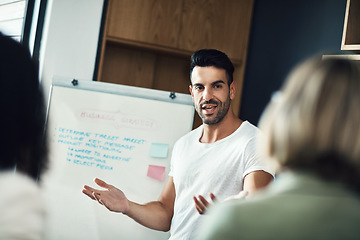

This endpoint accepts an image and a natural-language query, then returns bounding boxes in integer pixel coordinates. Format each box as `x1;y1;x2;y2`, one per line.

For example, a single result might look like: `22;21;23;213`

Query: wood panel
178;0;254;61
232;65;244;117
342;0;360;53
153;55;190;93
100;44;156;88
106;0;183;48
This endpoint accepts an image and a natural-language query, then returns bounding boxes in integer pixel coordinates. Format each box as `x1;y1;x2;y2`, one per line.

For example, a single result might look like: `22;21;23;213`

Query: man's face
189;66;236;125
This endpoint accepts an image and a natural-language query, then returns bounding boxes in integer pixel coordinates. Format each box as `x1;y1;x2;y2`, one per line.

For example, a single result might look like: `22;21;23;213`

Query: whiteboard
41;77;195;240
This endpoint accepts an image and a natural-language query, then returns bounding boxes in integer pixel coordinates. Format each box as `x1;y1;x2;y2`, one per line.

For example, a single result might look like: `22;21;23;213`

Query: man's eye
214;85;222;89
195;86;204;90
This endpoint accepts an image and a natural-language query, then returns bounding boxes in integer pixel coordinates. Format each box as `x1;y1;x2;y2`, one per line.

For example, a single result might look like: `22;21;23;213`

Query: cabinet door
341;0;360;52
106;0;183;48
178;0;253;61
100;44;157;88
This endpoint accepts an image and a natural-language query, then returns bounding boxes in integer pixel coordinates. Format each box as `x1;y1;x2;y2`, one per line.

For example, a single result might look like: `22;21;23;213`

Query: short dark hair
190;49;234;85
0;33;47;180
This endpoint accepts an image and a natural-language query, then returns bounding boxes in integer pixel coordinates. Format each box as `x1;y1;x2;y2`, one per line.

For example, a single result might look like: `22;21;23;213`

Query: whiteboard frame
49;76;194;106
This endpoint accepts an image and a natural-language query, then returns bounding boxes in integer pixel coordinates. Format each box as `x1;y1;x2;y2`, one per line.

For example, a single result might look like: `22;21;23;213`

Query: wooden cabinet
324;1;360;72
342;0;360;52
97;0;254;127
106;0;182;48
178;0;253;61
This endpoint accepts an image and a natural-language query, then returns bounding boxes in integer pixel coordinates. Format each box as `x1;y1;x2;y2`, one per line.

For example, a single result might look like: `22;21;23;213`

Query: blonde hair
259;56;360;190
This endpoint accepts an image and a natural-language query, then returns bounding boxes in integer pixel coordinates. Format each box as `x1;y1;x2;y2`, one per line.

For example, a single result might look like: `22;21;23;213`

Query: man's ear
230;81;237;100
189;84;194;97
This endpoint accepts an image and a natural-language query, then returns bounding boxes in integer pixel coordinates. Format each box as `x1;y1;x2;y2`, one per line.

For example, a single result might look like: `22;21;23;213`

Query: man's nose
203;87;213;101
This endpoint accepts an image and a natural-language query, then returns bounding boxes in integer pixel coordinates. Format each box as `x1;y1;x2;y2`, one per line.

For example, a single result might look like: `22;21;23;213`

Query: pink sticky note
147;165;166;181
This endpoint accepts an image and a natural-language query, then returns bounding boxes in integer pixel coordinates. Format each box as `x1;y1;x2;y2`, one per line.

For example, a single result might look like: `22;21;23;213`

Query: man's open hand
82;178;129;213
193;193;217;215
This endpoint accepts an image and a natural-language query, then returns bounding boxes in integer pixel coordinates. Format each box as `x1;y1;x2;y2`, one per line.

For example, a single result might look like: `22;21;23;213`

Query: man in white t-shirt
82;49;274;239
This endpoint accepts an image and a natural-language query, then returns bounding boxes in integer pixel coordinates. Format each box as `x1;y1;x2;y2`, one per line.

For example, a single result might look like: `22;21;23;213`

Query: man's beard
196;95;231;125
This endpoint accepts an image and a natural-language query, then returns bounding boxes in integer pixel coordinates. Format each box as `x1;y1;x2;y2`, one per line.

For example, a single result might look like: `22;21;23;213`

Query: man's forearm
124;200;173;231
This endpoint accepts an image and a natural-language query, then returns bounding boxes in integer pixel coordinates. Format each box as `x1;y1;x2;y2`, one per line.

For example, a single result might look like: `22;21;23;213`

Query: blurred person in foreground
197;56;360;240
0;33;47;239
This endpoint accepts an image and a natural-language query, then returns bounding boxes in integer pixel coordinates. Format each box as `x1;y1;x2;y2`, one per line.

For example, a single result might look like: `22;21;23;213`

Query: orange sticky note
147;165;166;181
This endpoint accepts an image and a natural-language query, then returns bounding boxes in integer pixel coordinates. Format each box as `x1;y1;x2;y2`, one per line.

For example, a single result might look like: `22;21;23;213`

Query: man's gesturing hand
82;178;130;213
193;193;217;215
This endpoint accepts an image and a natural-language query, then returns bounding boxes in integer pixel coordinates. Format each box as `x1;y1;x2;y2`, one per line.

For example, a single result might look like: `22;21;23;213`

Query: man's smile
201;104;217;115
200;101;218;115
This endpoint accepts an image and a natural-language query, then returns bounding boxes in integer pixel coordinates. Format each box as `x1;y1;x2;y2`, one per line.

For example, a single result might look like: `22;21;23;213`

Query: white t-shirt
168;121;274;240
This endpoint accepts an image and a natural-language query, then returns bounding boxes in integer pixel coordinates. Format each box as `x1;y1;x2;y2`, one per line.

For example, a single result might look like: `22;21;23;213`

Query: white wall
29;0;41;56
39;0;104;104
